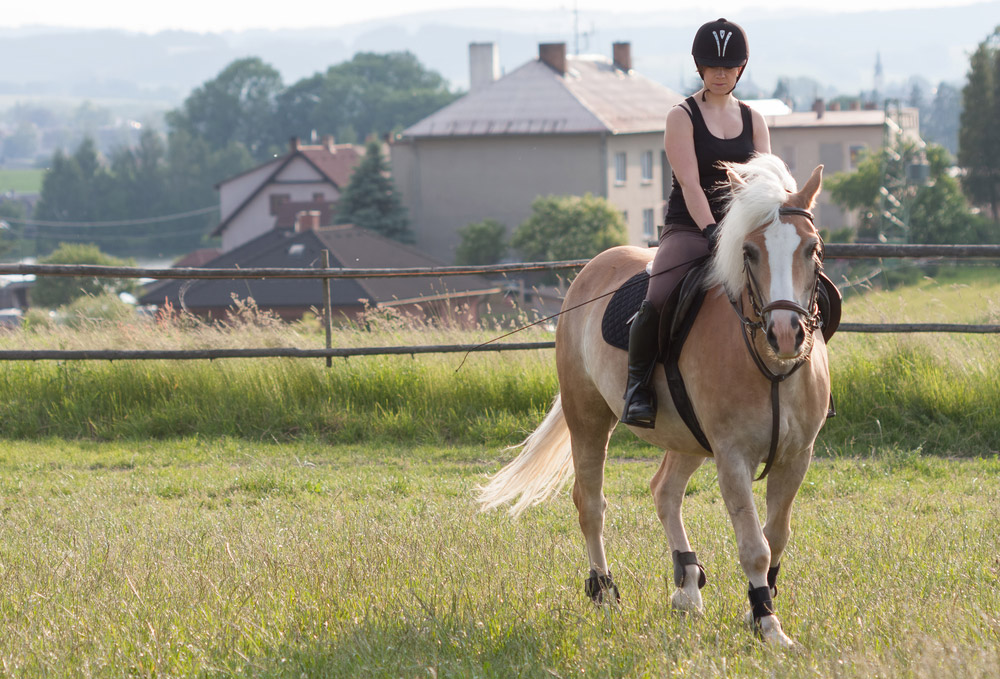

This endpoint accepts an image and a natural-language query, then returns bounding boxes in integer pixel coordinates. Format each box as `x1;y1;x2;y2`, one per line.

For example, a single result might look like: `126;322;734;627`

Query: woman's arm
751;108;771;154
664;105;716;230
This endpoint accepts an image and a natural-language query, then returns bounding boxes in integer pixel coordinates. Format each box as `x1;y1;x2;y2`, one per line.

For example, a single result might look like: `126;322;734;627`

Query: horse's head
708;154;825;361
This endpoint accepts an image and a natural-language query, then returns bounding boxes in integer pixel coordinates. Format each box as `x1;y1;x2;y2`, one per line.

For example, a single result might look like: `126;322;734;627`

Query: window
642;209;655;240
641;150;654;182
269;193;290;215
849;144;867;169
614;152;627;184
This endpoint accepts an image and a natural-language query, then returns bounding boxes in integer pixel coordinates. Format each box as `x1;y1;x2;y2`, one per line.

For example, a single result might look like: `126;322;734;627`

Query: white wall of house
770;123;884;231
392;133;606;262
219;162;279;224
605;132;667;246
218;156;340;253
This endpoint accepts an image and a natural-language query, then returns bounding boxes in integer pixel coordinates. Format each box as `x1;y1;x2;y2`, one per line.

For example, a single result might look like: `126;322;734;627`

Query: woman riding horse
622;17;772;428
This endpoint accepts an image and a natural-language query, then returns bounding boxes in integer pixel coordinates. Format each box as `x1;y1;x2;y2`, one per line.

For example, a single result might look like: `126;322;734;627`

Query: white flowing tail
477;394;574;517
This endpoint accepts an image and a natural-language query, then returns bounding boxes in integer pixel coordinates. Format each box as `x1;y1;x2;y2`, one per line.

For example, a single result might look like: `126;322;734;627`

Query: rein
729;207;823;481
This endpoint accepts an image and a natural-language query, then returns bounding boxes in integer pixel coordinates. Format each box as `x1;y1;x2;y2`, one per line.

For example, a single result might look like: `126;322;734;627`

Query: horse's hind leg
650;450;706;613
563;388;618;603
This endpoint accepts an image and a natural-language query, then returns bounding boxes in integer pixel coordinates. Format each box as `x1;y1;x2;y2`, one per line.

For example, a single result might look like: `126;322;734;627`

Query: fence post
321;250;333;368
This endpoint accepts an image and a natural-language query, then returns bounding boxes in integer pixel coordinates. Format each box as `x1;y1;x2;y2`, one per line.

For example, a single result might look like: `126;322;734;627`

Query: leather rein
728;206;824;481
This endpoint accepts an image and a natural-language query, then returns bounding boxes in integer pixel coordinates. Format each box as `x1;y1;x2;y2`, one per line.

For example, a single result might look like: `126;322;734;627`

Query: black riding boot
620;300;660;428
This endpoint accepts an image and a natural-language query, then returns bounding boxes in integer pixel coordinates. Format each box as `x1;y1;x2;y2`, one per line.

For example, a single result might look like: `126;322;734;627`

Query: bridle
729;206;825;481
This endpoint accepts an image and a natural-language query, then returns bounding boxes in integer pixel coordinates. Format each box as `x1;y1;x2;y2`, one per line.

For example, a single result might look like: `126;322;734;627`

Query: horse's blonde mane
706;153;799;298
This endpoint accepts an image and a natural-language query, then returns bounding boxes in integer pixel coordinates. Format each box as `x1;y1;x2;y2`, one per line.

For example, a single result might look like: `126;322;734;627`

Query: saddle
601;263;841;451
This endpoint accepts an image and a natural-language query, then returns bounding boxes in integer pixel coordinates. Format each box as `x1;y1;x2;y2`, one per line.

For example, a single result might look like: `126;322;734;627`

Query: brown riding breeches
645;223;710;311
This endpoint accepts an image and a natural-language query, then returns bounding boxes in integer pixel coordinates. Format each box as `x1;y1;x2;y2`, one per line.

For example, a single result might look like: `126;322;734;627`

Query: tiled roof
402;55;683;138
140;225;498;312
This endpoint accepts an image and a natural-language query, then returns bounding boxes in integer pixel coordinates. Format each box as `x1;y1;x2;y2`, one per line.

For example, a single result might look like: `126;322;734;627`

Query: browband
778;207;815;222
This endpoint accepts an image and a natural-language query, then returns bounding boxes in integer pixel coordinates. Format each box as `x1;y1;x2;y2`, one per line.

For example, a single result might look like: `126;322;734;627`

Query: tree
958;27;1000;223
455;219;507;265
334;140;412;242
923;81;962;155
827;142;991;244
511;194;627;261
166;57;284;161
275;52;460;144
30;243;137;308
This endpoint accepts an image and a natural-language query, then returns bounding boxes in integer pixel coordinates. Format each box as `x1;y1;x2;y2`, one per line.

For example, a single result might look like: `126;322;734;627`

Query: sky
0;0;988;33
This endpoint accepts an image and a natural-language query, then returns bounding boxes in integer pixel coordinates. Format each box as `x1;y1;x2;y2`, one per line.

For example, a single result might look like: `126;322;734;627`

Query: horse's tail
477;393;574;518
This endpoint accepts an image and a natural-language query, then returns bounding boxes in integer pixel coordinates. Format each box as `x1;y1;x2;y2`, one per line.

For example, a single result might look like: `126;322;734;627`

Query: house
140;216;502;324
212;136;363;253
762;100;922;231
391;42;685;262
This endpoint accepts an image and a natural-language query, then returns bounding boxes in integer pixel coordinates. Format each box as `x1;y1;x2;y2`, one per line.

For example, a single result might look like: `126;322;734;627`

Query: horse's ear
795;164;823;209
727;169;747;191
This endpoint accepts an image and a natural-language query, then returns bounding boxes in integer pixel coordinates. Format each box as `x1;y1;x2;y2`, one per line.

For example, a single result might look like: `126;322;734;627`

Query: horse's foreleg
762;446;813;599
716;456;796;648
650;450;706;613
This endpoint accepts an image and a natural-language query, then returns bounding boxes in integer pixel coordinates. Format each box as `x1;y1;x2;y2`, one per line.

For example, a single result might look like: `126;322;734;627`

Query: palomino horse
479;154;830;647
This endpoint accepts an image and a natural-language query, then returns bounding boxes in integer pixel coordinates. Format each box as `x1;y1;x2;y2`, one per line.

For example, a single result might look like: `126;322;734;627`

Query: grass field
0;266;996;675
0;168;44;194
0;439;995;677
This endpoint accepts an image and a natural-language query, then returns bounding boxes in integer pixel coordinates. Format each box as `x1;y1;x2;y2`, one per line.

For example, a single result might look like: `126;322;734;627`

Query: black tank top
664;96;755;227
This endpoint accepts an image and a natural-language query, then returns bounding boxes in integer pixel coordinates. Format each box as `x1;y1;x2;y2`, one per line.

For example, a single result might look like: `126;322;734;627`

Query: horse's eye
743;245;759;264
813;243;824;262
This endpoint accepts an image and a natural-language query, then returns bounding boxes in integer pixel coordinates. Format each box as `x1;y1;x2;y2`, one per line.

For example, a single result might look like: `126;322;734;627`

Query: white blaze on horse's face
763;220;804;358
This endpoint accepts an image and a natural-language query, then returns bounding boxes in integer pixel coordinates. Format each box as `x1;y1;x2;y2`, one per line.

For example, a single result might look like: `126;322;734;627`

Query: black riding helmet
691;18;749;69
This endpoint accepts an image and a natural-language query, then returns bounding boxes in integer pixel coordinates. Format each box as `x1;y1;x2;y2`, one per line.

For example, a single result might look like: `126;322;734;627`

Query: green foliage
334;140;412;242
166;57;285;162
30;243;137;308
511;193;628;261
827;142;991;243
455;219;508;265
958;27;1000;222
274;52;460;144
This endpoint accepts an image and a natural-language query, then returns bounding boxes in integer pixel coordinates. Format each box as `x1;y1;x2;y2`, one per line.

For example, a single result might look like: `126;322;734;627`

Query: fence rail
1;243;997;362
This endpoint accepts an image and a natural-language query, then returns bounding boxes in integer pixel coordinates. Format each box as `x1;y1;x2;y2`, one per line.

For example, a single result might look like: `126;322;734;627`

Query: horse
478;153;831;648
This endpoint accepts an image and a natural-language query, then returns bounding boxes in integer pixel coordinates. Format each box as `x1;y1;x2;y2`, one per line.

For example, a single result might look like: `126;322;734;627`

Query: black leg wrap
748;585;775;624
672;550;707;589
767;564;780;598
585;569;620;604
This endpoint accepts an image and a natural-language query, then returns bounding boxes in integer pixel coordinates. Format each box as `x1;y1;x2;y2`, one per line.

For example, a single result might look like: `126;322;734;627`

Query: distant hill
0;3;994;107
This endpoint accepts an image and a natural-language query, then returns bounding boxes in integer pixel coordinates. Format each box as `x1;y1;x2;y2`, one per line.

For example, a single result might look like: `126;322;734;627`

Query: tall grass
0;267;998;455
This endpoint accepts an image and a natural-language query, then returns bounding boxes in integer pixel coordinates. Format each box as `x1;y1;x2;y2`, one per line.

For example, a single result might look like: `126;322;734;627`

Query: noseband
730;206;825;481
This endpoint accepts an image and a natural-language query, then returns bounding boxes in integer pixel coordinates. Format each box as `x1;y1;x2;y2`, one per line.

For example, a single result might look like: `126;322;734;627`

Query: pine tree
334;140;412;243
958;28;1000;223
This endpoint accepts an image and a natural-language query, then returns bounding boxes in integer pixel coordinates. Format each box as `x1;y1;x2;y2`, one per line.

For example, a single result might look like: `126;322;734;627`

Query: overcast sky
0;0;987;33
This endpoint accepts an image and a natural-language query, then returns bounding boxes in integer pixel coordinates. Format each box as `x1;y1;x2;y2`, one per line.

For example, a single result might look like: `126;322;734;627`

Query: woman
621;17;771;428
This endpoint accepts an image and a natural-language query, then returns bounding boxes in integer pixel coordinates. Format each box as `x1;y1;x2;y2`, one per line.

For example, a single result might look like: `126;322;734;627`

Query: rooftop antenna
572;0;594;55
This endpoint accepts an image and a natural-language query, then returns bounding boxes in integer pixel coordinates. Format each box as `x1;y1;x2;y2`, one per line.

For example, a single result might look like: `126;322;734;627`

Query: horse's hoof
584;569;621;605
670;588;704;615
745;612;798;649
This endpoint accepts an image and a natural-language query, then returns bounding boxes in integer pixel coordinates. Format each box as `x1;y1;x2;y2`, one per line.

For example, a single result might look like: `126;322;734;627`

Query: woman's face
700;66;742;94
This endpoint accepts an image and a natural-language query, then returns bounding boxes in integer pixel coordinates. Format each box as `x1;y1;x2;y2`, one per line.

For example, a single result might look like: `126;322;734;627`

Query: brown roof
274;200;336;229
402;55;683;138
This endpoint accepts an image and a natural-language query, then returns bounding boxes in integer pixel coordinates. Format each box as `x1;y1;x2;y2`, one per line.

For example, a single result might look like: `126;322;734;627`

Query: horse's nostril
795;323;805;346
766;326;779;350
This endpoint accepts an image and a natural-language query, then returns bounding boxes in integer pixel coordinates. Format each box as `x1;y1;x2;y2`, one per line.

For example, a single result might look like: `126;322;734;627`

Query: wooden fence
0;243;997;362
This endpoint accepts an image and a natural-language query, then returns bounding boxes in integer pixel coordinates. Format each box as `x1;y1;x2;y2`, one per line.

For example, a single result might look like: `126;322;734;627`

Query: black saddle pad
601;271;649;351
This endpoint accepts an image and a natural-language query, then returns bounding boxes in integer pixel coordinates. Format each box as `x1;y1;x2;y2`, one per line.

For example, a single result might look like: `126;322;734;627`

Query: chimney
321;134;335;151
289;136;300;152
469;42;500;93
829;101;841;111
612;42;632;72
539;43;567;75
813;98;825;119
849;100;861;111
294;210;321;233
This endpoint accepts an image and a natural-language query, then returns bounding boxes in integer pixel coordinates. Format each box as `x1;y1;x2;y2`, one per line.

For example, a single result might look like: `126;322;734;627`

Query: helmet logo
712;30;733;57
